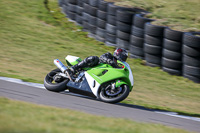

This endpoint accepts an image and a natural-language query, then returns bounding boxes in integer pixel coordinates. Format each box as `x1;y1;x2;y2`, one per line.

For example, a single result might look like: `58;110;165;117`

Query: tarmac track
0;78;199;133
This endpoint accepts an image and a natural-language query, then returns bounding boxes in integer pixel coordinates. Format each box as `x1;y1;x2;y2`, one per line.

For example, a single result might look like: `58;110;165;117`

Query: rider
66;48;128;75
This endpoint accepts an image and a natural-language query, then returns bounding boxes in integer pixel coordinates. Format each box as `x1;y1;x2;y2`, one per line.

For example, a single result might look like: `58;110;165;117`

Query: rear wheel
99;83;130;103
44;68;69;92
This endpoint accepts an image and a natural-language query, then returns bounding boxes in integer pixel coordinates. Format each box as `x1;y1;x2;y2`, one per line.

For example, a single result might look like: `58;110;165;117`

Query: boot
66;56;99;76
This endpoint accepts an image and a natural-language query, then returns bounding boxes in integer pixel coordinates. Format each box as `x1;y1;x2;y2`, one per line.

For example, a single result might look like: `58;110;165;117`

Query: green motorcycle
44;55;134;103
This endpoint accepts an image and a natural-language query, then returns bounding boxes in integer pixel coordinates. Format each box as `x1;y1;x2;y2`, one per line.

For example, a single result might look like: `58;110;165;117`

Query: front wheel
99;84;130;103
44;68;69;92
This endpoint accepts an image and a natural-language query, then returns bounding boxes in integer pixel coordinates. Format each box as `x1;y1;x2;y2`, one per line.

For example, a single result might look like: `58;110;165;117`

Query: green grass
0;97;191;133
0;0;200;119
109;0;200;31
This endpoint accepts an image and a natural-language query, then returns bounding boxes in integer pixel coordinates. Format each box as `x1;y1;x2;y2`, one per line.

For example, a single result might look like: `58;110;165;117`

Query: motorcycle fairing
122;61;134;87
85;72;101;97
65;55;82;66
66;75;96;98
86;62;133;92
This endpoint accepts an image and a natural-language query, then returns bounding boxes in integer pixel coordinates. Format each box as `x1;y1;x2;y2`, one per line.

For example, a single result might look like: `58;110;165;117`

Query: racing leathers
70;52;119;73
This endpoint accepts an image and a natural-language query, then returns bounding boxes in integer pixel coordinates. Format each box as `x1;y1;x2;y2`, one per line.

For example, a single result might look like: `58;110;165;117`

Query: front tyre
99;84;130;103
44;68;69;92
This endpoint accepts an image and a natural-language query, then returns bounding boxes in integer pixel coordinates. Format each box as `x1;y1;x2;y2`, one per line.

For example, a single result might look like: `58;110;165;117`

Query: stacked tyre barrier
75;0;83;25
58;0;64;7
66;0;77;21
182;32;200;83
116;8;139;52
87;0;98;35
105;4;119;47
58;0;200;83
162;28;183;75
61;0;68;17
82;0;90;32
144;22;166;67
95;0;111;42
130;14;154;59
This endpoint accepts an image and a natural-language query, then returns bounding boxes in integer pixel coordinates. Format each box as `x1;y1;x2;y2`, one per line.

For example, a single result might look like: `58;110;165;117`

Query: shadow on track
60;91;165;113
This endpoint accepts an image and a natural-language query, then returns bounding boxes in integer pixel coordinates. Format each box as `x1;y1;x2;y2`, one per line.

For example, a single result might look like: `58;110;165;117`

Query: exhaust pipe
54;59;67;73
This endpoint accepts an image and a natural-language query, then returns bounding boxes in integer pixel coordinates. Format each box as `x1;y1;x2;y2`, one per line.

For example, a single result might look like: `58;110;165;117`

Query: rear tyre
44;68;69;92
99;84;130;103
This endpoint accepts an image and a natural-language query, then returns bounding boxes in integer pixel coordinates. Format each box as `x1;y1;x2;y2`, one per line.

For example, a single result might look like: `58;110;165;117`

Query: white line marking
0;76;200;122
155;111;200;122
0;77;45;89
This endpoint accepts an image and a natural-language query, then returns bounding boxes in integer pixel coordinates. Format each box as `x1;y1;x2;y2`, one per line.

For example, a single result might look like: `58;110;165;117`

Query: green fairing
66;57;133;91
115;80;127;88
86;61;133;91
66;58;82;66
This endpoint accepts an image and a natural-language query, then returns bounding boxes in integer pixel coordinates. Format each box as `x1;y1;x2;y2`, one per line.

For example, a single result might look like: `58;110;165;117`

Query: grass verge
0;97;191;133
0;0;199;117
108;0;200;31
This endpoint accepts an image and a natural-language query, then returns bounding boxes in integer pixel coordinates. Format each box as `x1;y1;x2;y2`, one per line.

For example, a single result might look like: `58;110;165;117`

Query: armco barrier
58;0;200;83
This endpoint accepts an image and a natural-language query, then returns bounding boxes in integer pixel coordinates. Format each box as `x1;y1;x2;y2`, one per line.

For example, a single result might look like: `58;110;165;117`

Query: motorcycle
44;55;134;103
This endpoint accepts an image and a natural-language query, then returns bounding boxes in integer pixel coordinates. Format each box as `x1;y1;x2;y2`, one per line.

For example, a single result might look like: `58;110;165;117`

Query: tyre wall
182;32;200;83
144;22;165;67
58;0;200;83
162;28;183;75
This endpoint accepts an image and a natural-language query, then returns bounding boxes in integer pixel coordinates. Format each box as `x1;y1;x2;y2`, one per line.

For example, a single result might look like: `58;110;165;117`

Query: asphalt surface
0;79;199;133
